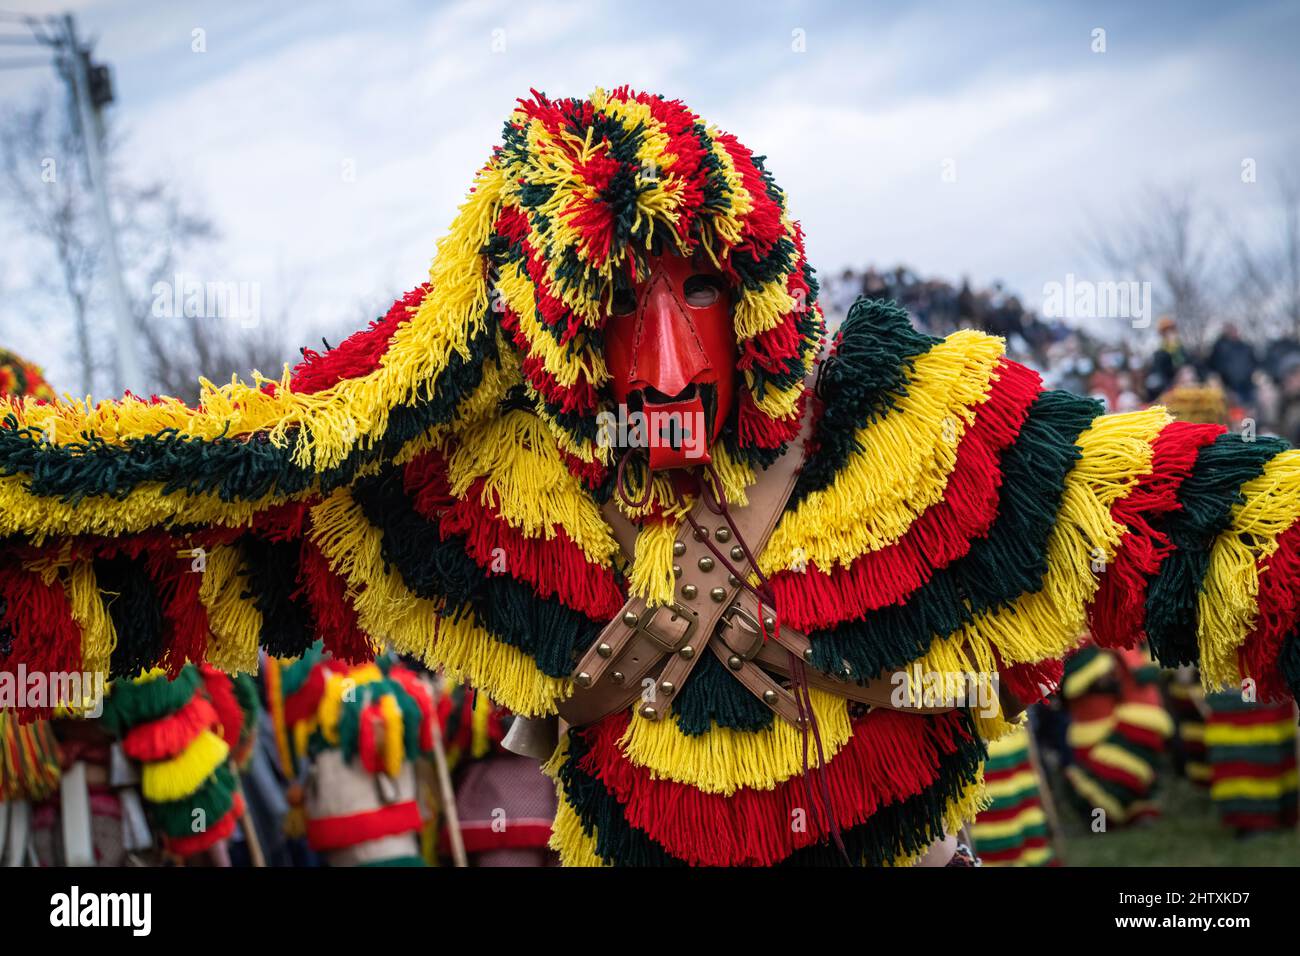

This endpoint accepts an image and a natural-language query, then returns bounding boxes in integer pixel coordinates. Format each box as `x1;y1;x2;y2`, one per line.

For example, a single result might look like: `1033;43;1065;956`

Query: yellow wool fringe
199;545;262;674
627;519;681;607
66;560;114;682
763;330;1005;575
1198;448;1300;689
616;688;852;794
0;364;508;543
311;485;572;716
1212;770;1299;801
1066;716;1114;750
1114;701;1175;739
983;767;1041;801
380;692;404;778
1062;649;1116;699
910;409;1169;711
445;409;619;566
142;729;229;802
425;613;572;718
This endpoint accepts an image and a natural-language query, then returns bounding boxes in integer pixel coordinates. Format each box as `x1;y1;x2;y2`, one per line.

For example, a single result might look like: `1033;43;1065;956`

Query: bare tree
1228;173;1300;341
0;88;291;401
1086;184;1224;351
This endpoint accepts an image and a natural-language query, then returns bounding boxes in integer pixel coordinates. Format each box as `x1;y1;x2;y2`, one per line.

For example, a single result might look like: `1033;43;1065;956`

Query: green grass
1045;756;1300;866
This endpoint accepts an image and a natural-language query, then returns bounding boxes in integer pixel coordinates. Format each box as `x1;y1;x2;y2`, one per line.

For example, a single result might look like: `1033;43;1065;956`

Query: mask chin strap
614;449;653;510
682;462;852;866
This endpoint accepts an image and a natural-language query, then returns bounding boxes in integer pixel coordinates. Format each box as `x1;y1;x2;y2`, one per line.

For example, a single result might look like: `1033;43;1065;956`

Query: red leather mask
604;253;737;470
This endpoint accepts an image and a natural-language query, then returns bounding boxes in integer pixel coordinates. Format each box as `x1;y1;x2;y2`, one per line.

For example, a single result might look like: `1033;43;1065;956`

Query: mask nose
630;270;710;399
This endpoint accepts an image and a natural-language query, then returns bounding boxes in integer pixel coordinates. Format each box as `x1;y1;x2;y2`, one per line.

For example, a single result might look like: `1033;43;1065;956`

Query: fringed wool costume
438;679;556;865
3;89;1300;866
970;723;1058;866
1059;644;1173;826
268;646;435;866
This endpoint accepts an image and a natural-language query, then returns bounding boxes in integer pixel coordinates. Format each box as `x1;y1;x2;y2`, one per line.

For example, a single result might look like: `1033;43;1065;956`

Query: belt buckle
721;604;765;661
637;602;698;653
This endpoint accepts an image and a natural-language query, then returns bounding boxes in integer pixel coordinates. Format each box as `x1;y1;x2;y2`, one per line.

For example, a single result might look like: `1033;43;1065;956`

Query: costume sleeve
768;300;1300;737
766;300;1168;737
0;282;516;717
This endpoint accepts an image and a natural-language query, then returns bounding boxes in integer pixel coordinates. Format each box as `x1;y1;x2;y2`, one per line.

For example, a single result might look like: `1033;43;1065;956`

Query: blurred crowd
823;266;1300;442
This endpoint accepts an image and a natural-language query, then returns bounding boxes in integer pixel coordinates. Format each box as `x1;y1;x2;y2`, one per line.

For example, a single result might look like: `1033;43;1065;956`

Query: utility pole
58;14;141;395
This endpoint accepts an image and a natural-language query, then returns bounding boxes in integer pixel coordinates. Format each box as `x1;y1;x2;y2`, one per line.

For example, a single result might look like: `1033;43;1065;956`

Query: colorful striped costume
1060;644;1173;826
2;89;1300;865
1203;692;1298;832
970;723;1057;866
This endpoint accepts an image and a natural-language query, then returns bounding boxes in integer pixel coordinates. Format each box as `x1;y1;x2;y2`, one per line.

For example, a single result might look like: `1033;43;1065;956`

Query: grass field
1045;757;1300;867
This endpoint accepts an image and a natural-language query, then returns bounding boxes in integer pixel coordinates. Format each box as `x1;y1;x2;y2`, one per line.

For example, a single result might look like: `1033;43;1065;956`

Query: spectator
1206;323;1259;405
1145;316;1191;400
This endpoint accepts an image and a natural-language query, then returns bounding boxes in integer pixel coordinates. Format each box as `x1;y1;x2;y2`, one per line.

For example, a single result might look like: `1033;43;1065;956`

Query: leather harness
555;408;959;730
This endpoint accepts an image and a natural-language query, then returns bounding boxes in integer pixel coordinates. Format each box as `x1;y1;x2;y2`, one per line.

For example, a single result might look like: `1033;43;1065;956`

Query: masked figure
3;88;1300;866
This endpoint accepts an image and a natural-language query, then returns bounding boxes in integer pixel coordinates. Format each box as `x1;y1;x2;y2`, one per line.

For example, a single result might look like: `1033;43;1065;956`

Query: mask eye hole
610;288;637;316
683;275;723;308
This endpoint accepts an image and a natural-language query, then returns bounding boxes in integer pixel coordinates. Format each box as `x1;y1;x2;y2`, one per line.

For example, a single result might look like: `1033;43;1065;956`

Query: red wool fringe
737;389;805;450
1240;519;1300;701
122;694;218;762
998;654;1065;708
0;561;83;719
164;793;244;857
200;665;244;751
578;708;972;867
770;359;1041;631
403;449;626;621
298;538;372;664
1088;420;1224;649
282;662;327;728
290;285;428;394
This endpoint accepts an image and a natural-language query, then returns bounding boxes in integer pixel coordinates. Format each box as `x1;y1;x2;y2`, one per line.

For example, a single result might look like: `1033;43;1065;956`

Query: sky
1;0;1297;390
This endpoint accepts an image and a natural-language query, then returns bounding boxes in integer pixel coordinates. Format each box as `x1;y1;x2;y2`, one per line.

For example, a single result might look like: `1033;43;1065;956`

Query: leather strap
715;612;957;714
556;405;813;727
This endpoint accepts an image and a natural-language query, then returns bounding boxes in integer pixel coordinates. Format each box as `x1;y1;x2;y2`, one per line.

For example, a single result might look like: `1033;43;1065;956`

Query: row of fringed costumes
3;88;1300;866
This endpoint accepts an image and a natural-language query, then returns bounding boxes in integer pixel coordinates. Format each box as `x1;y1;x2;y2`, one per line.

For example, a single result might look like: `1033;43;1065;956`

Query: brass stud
673;541;687;557
659;681;675;696
727;655;743;672
728;574;741;587
678;645;695;660
640;704;658;719
802;647;814;663
762;689;778;705
681;584;698;600
575;672;592;688
596;642;612;659
710;586;727;603
693;527;708;541
715;527;731;543
763;616;776;631
611;671;625;685
623;611;639;627
698;556;714;572
730;545;745;561
673;564;683;578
